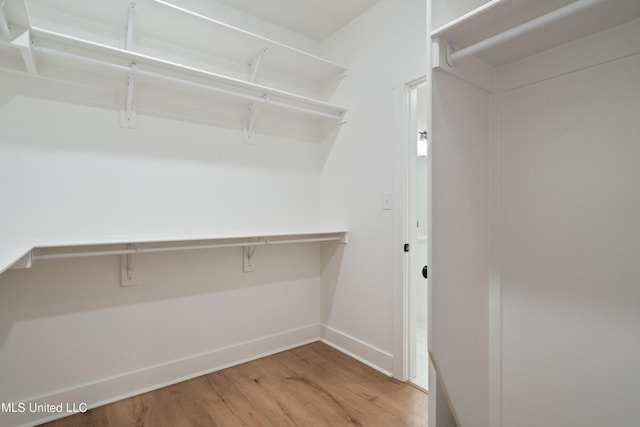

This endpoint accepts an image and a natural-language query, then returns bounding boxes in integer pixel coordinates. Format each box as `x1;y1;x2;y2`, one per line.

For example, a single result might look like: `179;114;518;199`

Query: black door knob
422;265;428;279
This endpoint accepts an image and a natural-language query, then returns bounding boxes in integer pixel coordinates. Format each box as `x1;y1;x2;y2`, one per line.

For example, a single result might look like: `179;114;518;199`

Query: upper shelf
28;27;347;119
24;0;347;94
151;0;347;84
431;0;640;67
0;0;348;139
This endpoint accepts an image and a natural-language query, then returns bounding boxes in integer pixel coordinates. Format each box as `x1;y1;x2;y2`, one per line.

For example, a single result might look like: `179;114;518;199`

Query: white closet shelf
24;0;348;86
27;27;347;121
0;230;349;275
432;0;640;67
150;0;348;84
1;0;349;137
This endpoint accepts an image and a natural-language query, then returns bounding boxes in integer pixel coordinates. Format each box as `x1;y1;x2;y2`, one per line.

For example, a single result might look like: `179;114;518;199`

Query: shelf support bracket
243;238;264;272
245;47;267;83
445;41;456;67
125;2;136;50
121;244;139;286
120;62;137;128
0;0;10;39
243;101;261;144
11;30;37;74
242;245;257;272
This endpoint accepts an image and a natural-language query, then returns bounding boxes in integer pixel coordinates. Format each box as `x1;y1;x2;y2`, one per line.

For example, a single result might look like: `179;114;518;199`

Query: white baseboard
319;324;394;376
3;323;396;427
4;324;320;427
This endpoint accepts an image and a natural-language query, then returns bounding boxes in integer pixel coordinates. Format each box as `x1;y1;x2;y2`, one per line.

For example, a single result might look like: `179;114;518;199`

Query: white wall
430;69;492;427
429;16;640;427
499;25;640;427
0;2;336;425
0;243;322;425
0;75;329;240
319;0;426;373
0;72;331;426
0;1;431;424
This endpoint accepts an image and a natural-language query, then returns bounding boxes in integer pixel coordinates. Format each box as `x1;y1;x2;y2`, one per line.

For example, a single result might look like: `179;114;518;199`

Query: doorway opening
407;80;428;390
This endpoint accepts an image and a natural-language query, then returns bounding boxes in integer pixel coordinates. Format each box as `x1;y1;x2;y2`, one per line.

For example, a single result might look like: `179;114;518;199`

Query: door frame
391;76;427;382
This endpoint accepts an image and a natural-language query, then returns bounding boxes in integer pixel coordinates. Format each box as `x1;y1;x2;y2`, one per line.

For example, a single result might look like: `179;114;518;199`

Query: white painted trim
391;81;410;381
489;91;503;427
426;1;436;421
392;76;428;383
320;325;394;376
6;324;321;427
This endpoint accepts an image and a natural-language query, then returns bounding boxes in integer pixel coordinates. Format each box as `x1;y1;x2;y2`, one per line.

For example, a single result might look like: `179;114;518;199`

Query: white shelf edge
41;229;349;247
431;0;504;38
0;230;349;274
152;0;348;74
30;27;348;119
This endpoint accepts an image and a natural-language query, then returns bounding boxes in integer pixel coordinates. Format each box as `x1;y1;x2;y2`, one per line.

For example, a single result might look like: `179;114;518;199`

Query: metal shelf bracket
11;30;37;74
120;243;139;286
242;242;259;272
120;62;138;128
246;47;268;83
244;100;262;144
125;3;136;50
0;0;10;38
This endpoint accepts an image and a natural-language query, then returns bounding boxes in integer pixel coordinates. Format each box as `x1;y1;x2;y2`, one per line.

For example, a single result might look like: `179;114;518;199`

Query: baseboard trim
5;324;396;427
319;324;394;376
7;324;321;427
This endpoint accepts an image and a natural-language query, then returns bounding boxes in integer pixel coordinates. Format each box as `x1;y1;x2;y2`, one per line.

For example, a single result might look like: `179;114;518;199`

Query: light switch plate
383;192;393;210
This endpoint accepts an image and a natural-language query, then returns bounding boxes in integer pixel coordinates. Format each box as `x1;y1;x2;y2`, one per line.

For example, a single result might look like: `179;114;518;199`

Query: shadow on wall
0;242;324;349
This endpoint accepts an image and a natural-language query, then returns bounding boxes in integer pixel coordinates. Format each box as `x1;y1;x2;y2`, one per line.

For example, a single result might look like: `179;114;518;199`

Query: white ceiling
214;0;381;41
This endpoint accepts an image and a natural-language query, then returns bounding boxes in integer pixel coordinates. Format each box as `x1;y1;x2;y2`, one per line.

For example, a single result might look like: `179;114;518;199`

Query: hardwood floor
40;342;428;427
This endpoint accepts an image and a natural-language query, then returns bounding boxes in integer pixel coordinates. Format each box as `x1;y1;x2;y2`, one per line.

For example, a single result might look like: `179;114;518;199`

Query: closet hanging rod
446;0;606;64
29;45;344;121
31;236;344;261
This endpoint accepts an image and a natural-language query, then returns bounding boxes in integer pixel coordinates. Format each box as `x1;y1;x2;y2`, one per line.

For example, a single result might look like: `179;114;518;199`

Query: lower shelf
0;230;348;276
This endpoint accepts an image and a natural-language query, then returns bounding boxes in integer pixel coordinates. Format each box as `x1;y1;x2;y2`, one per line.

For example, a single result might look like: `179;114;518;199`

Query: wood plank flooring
40;342;428;427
